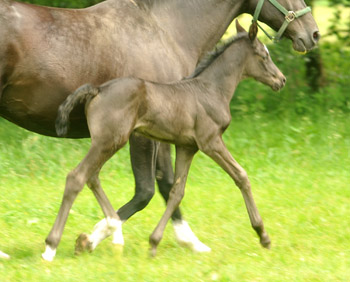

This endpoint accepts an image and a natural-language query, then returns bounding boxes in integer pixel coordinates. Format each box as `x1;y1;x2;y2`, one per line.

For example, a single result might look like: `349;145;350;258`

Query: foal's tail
56;84;99;137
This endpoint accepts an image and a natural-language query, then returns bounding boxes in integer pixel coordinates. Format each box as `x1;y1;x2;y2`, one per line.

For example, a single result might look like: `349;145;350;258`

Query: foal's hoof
149;236;159;257
149;246;157;257
75;233;93;255
260;234;271;249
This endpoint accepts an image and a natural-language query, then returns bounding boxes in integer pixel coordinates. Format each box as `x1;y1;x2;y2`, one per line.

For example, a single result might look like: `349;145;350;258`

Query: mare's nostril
313;31;321;42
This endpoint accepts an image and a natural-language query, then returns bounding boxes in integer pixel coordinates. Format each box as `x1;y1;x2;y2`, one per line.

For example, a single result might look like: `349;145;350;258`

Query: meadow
1;109;349;281
1;1;350;282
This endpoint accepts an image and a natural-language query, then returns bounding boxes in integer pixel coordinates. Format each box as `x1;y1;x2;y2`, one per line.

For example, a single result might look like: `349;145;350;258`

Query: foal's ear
235;20;246;33
248;22;258;42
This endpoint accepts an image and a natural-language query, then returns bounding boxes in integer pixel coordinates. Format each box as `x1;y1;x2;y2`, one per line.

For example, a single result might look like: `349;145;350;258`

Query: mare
56;21;286;256
0;0;318;261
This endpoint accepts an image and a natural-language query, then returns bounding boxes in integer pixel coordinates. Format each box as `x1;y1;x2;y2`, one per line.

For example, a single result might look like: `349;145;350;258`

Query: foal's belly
135;125;196;147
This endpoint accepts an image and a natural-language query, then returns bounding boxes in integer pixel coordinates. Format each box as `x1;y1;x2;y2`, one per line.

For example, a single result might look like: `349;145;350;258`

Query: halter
252;0;311;42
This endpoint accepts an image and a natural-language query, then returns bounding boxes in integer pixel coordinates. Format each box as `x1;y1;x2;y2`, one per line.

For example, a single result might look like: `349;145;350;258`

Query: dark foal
56;22;286;256
0;0;319;260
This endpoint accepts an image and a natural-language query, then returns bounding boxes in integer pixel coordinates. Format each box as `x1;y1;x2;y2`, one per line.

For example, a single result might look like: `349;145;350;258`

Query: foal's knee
64;170;85;200
168;180;185;205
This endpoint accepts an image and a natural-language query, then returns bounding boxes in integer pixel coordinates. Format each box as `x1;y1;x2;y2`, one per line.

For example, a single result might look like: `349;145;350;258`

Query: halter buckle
285;11;296;23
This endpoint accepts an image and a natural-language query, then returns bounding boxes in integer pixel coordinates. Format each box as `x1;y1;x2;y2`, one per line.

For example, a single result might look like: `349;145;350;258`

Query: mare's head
238;21;286;91
248;0;320;52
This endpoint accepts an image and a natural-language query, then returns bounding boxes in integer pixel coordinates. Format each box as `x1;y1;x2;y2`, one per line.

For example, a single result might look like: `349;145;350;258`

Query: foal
55;22;286;256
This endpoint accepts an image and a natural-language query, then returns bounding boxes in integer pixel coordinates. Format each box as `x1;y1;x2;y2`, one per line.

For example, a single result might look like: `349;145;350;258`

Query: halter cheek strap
253;0;311;42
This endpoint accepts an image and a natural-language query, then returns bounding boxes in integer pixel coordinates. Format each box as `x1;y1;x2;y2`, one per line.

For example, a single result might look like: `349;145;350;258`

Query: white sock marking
42;245;56;262
173;220;211;252
0;250;10;260
89;217;123;249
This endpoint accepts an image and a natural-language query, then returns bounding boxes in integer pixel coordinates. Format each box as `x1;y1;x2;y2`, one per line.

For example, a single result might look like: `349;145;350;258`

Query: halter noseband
253;0;311;42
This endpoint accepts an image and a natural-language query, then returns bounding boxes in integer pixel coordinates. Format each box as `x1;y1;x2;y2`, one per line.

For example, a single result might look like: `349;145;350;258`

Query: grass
0;109;349;281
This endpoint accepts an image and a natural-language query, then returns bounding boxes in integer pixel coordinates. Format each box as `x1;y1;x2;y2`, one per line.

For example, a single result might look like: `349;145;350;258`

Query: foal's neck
197;38;249;102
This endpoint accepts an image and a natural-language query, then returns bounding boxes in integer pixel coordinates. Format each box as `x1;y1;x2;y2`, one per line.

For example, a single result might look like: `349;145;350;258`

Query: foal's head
239;21;286;92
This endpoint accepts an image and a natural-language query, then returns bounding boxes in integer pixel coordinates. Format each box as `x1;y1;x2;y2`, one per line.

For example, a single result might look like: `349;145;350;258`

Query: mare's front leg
156;143;211;252
203;137;271;249
149;146;198;256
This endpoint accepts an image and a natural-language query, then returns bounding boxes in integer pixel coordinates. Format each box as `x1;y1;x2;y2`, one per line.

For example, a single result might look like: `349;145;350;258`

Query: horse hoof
0;250;10;260
173;220;211;253
75;233;93;255
150;246;157;257
260;235;271;249
42;245;56;262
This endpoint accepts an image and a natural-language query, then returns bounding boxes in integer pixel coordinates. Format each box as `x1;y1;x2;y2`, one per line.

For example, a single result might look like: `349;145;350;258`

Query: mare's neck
198;39;249;103
145;0;246;62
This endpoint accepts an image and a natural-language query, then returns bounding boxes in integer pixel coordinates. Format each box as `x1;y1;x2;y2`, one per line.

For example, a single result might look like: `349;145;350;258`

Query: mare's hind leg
149;146;197;256
116;133;158;221
42;142;120;261
156;143;211;252
75;173;122;255
203;137;271;249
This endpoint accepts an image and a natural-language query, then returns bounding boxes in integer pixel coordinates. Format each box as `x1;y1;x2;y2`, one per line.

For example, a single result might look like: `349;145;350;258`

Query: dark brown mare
0;0;319;260
56;21;286;257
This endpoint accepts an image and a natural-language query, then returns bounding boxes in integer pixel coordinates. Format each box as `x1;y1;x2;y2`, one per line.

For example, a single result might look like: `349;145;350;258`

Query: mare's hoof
75;233;93;255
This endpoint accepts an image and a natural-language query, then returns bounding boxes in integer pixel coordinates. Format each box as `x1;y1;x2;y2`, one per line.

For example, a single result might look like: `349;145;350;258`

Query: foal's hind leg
75;173;122;255
43;143;120;261
156;143;211;252
203;137;271;249
149;146;197;256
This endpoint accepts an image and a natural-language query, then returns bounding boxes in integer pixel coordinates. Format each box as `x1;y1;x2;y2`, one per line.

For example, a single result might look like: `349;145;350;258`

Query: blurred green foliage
22;0;102;8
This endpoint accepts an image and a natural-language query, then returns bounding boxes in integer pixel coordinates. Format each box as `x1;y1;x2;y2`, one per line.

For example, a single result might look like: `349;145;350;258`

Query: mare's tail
56;84;99;137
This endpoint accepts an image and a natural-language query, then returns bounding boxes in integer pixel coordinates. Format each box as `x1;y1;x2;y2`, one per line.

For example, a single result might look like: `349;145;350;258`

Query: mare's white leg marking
173;220;211;252
89;217;123;250
112;221;125;246
42;245;57;262
0;250;10;260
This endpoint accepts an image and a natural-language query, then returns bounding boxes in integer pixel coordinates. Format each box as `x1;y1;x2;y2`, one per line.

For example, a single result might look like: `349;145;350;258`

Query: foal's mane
187;33;248;79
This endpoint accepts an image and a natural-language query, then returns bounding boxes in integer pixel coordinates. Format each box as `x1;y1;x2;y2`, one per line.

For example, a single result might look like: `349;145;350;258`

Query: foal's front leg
203;137;271;249
75;173;122;255
149;146;198;256
42;144;120;261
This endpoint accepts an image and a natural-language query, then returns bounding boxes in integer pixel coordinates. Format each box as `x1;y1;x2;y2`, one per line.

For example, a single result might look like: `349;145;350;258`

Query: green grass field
1;2;350;281
1;110;349;281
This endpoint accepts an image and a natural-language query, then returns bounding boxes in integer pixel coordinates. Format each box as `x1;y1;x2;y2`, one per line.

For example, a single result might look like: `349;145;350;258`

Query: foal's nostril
313;31;321;42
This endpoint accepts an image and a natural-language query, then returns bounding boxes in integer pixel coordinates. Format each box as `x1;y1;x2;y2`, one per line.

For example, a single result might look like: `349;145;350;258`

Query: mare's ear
235;20;246;33
248;21;258;42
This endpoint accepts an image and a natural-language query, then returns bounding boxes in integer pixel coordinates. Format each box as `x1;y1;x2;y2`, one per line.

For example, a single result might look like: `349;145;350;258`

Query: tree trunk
304;0;327;92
